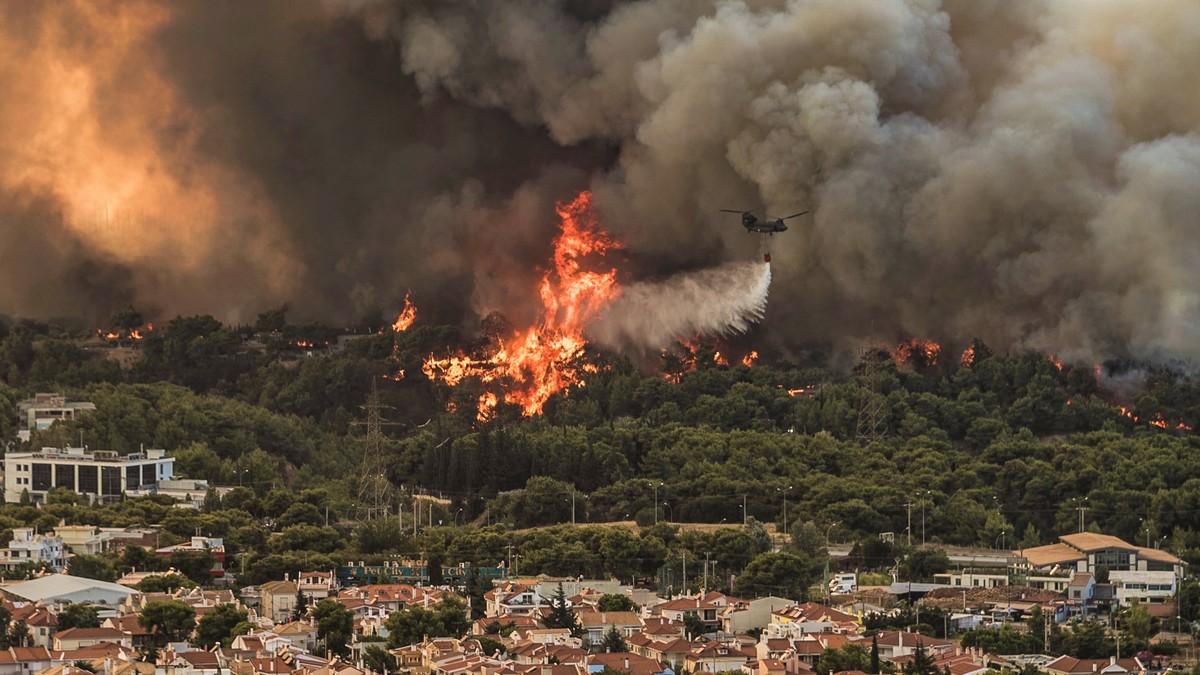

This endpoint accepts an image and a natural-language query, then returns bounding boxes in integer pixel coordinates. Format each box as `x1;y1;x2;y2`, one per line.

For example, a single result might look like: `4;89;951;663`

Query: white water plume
590;261;771;351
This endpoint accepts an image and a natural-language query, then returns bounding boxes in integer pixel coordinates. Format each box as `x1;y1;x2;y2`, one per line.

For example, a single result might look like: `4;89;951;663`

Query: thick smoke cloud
2;0;1200;362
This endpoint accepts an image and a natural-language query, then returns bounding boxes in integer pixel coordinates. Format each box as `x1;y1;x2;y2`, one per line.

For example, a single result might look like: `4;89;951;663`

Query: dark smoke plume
2;0;1200;362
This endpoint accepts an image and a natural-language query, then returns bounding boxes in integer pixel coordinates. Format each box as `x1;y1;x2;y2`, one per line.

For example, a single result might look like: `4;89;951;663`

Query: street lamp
650;481;664;525
823;521;840;603
921;490;931;545
662;502;673;523
454;508;463;526
777;486;794;535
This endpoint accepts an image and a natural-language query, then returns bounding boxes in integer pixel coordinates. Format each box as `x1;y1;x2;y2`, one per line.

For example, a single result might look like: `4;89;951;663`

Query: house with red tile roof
585;652;670;675
683;640;757;673
52;627;132;651
0;646;53;675
742;658;787;675
485;584;547;618
1043;655;1145;675
722;597;792;635
871;632;951;660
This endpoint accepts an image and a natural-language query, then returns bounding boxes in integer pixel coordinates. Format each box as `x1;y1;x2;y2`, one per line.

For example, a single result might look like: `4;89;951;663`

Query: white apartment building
4;447;174;504
15;393;96;442
1108;570;1178;605
0;529;65;571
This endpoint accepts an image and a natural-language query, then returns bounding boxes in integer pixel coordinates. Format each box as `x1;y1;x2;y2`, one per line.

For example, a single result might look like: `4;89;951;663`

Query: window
31;464;51;491
78;466;98;494
101;467;122;496
55;465;74;490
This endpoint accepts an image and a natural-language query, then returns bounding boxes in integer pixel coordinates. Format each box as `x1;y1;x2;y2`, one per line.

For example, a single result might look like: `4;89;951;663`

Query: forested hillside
2;313;1200;580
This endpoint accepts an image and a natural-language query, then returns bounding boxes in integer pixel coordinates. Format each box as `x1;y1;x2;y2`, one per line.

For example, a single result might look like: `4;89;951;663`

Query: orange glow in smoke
742;351;759;367
422;192;620;418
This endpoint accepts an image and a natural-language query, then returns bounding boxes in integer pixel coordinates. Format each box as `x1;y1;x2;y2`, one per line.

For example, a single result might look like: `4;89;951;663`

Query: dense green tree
56;604;100;630
195;604;249;648
363;644;396;675
682;613;707;640
902;548;951;582
139;600;196;644
65;555;117;582
313;599;354;658
733;552;817;600
385;596;470;648
815;644;872;675
597;594;638;612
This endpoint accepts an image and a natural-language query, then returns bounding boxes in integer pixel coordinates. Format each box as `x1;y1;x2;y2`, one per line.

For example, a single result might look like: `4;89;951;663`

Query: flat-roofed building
15;394;95;442
4;447;174;504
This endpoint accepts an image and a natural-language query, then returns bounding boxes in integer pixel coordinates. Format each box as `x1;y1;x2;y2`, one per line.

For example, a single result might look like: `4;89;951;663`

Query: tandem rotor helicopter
720;209;809;234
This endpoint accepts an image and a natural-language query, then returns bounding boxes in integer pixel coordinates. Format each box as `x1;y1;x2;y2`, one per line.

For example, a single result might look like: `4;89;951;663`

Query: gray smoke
3;0;1200;362
592;262;771;351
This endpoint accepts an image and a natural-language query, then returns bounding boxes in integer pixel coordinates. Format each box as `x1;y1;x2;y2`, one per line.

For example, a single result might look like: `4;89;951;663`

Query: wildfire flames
96;323;153;342
422;192;621;418
893;339;941;367
392;292;416;333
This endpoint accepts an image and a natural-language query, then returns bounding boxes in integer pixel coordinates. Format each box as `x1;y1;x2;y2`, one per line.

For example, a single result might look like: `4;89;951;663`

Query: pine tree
870;635;881;674
545;583;582;637
903;642;938;675
601;626;627;653
293;588;309;621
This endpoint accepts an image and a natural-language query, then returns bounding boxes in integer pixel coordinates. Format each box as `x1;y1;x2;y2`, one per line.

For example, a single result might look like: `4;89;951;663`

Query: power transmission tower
855;346;889;444
356;381;400;522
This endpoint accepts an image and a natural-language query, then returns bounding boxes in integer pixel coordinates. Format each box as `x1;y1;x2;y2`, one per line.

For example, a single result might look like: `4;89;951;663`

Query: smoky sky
2;0;1200;362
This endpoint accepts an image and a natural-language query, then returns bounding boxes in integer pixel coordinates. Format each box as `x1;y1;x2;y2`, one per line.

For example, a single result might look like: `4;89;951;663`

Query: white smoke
590;261;772;351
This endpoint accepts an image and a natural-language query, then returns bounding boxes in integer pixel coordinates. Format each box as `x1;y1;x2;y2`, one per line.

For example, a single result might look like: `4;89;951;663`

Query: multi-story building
1017;533;1185;609
4;447;174;504
0;529;65;571
54;525;110;555
15;394;95;442
156;536;226;579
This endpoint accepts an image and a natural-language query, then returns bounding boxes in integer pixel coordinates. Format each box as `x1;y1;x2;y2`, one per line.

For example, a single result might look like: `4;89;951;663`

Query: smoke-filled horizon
2;0;1199;361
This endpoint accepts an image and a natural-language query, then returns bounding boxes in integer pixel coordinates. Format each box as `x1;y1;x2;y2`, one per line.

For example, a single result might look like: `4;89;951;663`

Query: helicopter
721;209;809;234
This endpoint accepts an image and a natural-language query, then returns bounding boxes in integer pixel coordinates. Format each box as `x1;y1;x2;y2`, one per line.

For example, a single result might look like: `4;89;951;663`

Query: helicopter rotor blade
780;211;810;220
719;209;750;214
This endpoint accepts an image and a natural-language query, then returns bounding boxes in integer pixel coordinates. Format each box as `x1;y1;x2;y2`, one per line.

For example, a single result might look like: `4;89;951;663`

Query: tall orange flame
392;292;417;333
422;191;621;418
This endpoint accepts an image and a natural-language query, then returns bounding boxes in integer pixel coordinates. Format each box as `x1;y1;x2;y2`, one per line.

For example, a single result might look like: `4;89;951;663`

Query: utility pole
704;552;712;593
505;544;514;577
742;494;748;526
682;551;688;594
1077;504;1088;533
571;490;576;525
651;482;663;525
905;500;914;547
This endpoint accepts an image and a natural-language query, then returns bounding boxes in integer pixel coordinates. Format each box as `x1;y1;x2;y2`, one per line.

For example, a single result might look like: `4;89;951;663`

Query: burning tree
423;191;621;419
